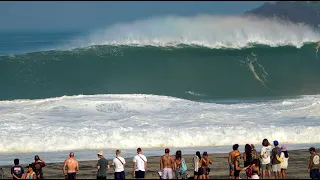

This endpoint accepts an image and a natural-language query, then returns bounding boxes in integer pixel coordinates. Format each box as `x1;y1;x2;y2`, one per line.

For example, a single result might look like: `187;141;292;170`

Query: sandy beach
0;149;314;179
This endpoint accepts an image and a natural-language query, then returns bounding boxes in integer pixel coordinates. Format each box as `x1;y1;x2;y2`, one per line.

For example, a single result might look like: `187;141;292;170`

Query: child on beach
24;164;36;179
11;159;24;179
234;152;248;179
280;145;289;179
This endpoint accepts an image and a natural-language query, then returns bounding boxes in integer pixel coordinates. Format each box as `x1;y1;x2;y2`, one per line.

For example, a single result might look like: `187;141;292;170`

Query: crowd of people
7;139;320;179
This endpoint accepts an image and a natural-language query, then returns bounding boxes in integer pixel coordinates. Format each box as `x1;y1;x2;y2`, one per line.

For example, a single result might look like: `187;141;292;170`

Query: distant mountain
244;1;320;28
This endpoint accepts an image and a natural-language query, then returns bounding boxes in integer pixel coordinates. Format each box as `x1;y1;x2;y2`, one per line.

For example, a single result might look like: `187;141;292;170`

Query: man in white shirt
260;139;272;179
133;148;148;179
112;150;126;179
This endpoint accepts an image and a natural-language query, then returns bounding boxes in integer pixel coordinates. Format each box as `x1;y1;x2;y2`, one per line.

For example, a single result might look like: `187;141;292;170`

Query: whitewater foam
1;94;320;153
68;15;320;49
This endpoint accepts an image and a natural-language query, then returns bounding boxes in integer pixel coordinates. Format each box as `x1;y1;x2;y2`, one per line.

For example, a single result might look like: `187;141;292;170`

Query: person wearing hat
308;147;320;179
271;140;282;179
160;148;174;179
96;151;110;180
24;164;36;179
280;145;289;179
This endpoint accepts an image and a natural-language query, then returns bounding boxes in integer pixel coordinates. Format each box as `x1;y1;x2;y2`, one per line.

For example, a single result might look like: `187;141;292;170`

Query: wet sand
0;149;313;179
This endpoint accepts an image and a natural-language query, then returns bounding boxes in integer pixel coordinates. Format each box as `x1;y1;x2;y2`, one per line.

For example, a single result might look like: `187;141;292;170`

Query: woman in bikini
234;152;247;179
250;159;260;179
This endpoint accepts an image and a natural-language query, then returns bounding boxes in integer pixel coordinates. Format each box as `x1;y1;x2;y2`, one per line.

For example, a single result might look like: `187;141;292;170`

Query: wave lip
69;15;320;50
1;94;320;153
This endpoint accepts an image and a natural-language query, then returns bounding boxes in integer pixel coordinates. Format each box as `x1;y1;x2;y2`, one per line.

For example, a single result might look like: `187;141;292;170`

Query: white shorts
251;174;260;179
162;168;173;179
272;164;281;172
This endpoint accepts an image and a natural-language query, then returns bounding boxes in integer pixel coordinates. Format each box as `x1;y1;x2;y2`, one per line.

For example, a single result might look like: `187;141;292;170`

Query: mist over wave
68;15;320;49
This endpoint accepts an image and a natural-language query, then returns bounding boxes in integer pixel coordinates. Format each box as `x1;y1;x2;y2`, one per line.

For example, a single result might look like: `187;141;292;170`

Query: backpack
180;159;187;174
245;165;252;178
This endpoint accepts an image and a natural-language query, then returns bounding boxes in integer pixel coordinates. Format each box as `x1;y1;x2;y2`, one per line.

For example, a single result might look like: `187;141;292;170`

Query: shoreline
0;149;314;179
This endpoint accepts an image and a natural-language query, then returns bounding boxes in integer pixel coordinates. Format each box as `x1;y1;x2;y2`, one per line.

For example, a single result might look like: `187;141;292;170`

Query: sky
0;1;270;32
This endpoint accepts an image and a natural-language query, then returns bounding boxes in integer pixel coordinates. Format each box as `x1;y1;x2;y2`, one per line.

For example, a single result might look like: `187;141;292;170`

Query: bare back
64;158;79;173
161;154;174;168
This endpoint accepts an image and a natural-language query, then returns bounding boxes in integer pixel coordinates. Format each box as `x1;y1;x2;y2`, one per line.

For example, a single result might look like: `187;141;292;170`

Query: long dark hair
283;150;289;158
176;150;182;160
196;151;201;159
245;144;252;155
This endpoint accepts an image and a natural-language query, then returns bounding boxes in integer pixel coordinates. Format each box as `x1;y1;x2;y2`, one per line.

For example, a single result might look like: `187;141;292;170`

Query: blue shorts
229;164;235;170
310;169;320;179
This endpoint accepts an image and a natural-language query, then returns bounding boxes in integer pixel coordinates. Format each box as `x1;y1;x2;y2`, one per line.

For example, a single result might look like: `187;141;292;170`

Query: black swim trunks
65;172;76;180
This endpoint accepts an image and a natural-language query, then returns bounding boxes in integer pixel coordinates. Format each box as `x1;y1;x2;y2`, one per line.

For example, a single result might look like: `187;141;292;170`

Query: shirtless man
228;144;240;179
160;148;175;179
62;152;79;180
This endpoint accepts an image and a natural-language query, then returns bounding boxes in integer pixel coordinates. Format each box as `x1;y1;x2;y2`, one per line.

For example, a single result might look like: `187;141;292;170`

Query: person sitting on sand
24;164;36;179
280;145;289;179
133;147;148;179
271;140;282;179
160;148;174;179
199;152;212;179
33;155;46;179
260;139;272;179
192;151;202;179
96;151;110;180
308;147;320;179
250;159;260;179
234;152;247;179
62;152;79;180
228;144;240;179
11;158;24;179
112;150;126;179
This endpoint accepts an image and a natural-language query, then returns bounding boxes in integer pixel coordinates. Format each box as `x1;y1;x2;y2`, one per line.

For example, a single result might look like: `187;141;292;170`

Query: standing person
174;150;187;179
243;144;253;179
280;145;289;179
251;144;261;174
33;155;46;179
228;144;240;179
133;148;148;179
199;152;212;179
96;151;110;180
271;140;282;179
192;151;202;179
24;164;36;179
308;147;320;179
250;159;260;179
112;150;126;179
11;158;24;179
243;144;253;167
234;152;247;179
160;148;174;179
260;139;272;179
62;152;79;180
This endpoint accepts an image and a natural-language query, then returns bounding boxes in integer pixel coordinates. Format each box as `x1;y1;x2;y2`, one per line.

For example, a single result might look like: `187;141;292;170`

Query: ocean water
1;15;320;165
